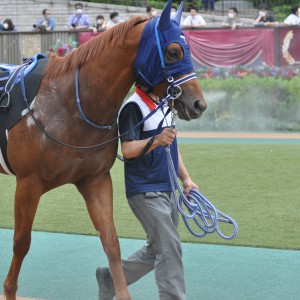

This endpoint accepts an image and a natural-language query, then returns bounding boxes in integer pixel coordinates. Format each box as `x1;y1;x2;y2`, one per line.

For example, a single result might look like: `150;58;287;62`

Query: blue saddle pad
0;54;46;95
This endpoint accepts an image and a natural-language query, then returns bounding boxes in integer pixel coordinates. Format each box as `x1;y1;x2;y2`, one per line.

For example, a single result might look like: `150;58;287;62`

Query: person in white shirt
182;7;206;29
171;5;183;25
284;4;300;26
222;7;243;30
106;11;124;29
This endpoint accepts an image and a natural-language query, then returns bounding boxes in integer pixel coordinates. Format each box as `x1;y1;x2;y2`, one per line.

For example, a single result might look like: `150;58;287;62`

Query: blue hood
134;0;194;90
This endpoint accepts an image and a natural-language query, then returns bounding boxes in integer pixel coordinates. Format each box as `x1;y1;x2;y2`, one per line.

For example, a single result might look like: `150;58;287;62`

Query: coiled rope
166;146;238;240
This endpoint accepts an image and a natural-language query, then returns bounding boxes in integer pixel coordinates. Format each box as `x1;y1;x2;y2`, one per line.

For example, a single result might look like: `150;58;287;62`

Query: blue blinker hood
134;0;194;90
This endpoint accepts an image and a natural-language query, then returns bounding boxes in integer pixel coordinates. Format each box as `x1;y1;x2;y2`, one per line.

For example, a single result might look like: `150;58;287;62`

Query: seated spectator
89;15;107;32
146;6;158;17
34;9;55;31
1;19;16;31
171;5;183;24
253;4;279;27
283;4;300;26
68;2;90;30
107;12;123;29
222;7;243;30
182;7;206;29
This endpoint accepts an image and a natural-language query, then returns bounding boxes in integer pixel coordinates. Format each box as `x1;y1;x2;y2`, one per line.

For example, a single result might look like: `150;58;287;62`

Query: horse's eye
165;46;183;64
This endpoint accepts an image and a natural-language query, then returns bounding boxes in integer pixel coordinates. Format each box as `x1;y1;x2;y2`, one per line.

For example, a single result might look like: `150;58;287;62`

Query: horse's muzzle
175;96;207;120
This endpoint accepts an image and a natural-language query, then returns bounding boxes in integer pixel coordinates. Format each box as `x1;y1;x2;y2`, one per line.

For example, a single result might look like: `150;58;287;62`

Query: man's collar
135;87;158;110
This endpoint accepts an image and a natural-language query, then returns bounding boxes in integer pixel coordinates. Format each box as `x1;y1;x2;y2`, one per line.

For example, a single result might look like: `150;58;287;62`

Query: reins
167;146;238;239
165;114;238;240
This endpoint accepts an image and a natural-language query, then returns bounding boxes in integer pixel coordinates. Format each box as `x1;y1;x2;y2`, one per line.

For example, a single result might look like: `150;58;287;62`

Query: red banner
185;28;275;67
79;32;102;45
279;27;300;67
79;28;300;68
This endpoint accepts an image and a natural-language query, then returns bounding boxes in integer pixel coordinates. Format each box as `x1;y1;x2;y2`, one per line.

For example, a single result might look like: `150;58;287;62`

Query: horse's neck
78;32;142;124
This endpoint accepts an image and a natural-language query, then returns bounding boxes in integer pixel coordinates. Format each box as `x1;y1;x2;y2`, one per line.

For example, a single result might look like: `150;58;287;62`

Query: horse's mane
44;16;148;79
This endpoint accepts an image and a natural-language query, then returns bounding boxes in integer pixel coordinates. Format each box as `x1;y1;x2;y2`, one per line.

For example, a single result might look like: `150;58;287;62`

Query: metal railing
0;31;77;64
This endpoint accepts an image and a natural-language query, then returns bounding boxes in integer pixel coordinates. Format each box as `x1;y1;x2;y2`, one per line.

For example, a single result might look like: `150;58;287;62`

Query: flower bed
47;38;77;57
196;65;300;81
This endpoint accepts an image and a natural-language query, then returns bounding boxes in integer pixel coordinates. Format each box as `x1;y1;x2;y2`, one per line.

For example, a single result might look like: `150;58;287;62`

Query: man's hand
156;128;177;146
182;178;199;196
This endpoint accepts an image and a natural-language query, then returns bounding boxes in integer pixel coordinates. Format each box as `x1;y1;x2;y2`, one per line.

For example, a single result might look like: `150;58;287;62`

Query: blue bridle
76;16;198;129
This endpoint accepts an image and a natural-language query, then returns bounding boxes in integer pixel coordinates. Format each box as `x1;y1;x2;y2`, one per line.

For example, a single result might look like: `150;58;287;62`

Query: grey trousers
121;191;186;300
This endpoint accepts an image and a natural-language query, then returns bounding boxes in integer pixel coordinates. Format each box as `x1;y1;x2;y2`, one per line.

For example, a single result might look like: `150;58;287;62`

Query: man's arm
121;128;177;159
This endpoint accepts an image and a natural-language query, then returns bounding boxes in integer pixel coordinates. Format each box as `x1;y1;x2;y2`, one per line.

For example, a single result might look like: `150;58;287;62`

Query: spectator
203;0;215;14
34;9;55;31
182;7;206;29
222;7;243;30
107;12;124;29
146;5;158;17
283;4;300;26
0;23;3;31
1;19;16;31
89;15;107;32
171;5;183;24
253;4;278;27
68;2;90;30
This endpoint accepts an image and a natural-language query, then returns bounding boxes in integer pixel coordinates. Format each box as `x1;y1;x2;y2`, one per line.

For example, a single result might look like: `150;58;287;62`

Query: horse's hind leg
76;172;131;300
3;178;42;300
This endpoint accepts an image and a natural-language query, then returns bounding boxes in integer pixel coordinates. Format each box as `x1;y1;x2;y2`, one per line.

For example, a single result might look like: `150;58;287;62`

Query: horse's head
134;0;207;120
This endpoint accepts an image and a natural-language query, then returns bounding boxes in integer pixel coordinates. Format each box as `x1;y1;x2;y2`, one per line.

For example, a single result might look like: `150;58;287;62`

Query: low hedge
176;73;300;132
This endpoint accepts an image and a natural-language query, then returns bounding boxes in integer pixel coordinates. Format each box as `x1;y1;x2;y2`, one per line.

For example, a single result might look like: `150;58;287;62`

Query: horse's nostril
194;100;207;113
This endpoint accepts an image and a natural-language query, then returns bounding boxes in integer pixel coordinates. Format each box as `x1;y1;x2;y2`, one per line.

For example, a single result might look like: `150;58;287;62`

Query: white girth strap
0;130;14;176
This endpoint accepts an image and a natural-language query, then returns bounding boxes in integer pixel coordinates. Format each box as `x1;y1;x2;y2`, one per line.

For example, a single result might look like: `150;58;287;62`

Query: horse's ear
173;1;184;25
159;0;172;30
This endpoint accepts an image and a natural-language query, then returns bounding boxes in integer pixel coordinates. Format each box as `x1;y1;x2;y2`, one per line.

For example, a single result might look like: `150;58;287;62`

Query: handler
96;85;199;300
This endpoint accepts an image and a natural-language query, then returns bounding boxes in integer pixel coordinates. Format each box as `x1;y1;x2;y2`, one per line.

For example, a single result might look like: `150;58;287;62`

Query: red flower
57;47;65;57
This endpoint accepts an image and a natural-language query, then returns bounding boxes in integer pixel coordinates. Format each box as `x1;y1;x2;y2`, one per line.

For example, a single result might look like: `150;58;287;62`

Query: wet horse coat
0;1;206;299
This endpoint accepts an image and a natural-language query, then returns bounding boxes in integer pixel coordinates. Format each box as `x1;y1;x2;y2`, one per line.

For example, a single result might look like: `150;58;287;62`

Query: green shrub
176;75;300;132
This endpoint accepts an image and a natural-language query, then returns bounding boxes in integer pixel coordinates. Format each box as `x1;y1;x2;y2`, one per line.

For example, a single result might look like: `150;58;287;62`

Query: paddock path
0;297;42;300
1;229;300;300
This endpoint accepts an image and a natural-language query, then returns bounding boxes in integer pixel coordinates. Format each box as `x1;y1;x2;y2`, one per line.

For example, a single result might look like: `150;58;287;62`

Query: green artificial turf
1;144;299;250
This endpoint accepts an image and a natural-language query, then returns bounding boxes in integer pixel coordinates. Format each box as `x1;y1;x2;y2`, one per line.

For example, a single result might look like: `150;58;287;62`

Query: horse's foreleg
3;178;42;300
76;172;131;300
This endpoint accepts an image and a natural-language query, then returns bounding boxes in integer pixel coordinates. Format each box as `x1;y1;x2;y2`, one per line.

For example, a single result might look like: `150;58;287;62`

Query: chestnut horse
1;1;206;299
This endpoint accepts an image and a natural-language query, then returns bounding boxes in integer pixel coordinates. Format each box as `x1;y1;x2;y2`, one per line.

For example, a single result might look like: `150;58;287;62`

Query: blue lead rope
166;146;238;240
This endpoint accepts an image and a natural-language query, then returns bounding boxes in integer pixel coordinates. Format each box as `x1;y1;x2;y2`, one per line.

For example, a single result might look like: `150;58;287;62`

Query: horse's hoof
96;266;115;300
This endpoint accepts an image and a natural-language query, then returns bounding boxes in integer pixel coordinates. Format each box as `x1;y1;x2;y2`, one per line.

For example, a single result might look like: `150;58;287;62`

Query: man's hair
42;9;49;15
146;6;154;13
110;12;119;20
96;15;104;20
291;4;299;14
259;4;268;10
189;6;198;13
75;3;83;9
229;7;238;14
